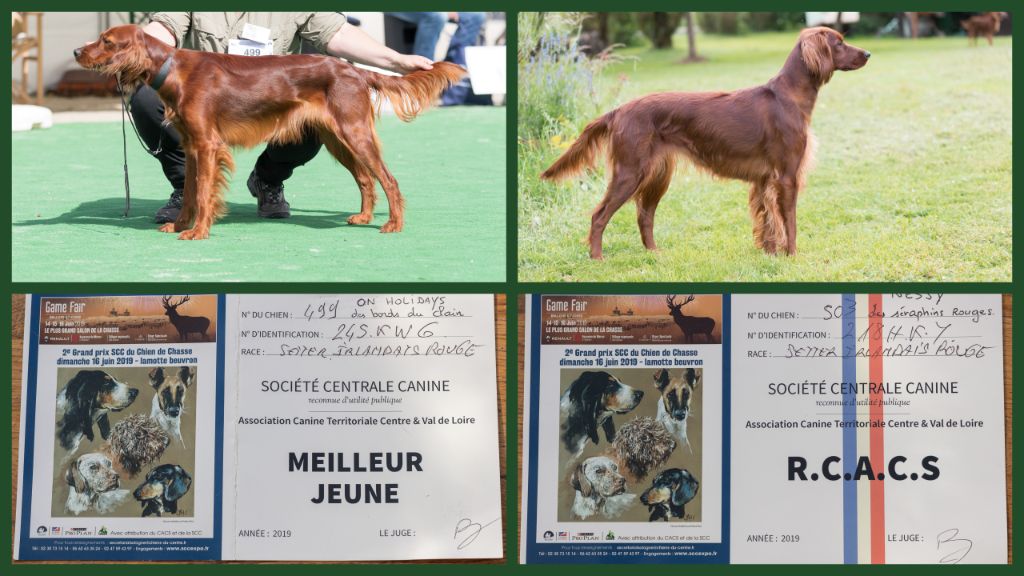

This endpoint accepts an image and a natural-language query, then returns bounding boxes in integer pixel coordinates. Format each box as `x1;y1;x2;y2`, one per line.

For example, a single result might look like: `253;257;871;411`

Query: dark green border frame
5;2;1018;573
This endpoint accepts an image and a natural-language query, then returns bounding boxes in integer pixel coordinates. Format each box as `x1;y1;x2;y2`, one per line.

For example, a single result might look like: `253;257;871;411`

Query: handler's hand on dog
392;54;434;74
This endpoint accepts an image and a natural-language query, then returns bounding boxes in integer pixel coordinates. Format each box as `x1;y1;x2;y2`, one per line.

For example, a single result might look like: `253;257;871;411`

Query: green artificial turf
518;33;1012;282
13;107;505;282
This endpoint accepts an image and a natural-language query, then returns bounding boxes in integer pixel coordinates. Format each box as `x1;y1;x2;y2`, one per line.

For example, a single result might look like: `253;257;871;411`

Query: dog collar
150;55;174;90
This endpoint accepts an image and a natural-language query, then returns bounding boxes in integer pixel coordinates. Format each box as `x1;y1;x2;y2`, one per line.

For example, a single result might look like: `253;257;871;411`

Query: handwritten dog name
238;296;483;359
742;295;996;361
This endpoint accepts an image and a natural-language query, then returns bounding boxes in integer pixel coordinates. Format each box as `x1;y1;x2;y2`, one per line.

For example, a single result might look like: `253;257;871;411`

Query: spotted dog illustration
64;452;129;515
640;468;700;522
57;370;139;454
133;464;192;517
149;366;194;448
570;456;636;520
560;371;644;458
654;368;700;452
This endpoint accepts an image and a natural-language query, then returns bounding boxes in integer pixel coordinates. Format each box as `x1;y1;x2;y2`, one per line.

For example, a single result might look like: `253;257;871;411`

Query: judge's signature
455;517;499;550
937;528;973;564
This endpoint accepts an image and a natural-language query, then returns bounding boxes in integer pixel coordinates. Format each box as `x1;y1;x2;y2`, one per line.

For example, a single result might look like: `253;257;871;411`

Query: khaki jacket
148;12;347;55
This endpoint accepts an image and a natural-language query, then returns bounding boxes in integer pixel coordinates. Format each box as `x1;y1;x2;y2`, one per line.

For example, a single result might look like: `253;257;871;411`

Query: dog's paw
380;221;403;233
177;228;209;241
158;223;177;233
347;213;373;225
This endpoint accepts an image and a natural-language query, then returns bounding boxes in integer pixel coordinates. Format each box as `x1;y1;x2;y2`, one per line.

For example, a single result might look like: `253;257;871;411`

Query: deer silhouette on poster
161;296;212;342
666;295;716;344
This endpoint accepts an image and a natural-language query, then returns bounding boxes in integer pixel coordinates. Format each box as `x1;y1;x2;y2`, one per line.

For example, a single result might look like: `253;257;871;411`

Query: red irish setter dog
961;12;1007;46
75;25;464;240
542;27;870;259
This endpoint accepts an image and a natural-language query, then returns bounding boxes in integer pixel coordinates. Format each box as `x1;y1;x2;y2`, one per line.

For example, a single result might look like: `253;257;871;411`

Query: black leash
117;74;164;217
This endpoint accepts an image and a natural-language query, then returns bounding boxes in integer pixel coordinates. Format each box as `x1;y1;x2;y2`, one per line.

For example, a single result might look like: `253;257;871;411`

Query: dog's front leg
779;173;800;256
760;180;787;255
160;147;197;234
178;141;221;240
748;180;768;249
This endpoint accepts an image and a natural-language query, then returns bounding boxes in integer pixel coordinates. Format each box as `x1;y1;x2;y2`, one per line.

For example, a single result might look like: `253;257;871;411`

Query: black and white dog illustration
149;366;194;448
640;468;700;522
654;368;699;452
570;456;635;520
64;452;129;515
560;371;644;458
133;464;192;517
57;370;139;454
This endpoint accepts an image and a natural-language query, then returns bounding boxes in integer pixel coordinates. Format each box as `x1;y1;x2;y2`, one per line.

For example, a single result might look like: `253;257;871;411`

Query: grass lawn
13;107;505;282
518;32;1012;282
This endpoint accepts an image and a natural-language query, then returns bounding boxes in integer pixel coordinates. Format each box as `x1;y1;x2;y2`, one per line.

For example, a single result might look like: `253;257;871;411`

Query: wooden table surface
10;294;507;564
517;294;1013;562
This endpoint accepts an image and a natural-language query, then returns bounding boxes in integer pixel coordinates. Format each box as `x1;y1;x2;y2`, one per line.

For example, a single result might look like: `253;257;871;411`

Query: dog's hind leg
340;128;405;233
319;131;378;226
590;162;645;259
324;98;405;233
635;152;675;252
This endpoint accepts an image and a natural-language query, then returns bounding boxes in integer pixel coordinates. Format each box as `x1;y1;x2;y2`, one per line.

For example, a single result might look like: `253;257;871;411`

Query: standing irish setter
542;27;870;259
75;25;464;240
961;12;1007;46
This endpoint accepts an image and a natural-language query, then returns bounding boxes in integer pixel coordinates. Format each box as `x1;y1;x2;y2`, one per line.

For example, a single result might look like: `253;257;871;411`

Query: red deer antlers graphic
161;296;211;342
666;295;716;343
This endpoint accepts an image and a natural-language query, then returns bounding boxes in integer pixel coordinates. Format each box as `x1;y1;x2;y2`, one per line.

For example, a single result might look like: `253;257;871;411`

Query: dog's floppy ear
149;367;165;389
582;377;605;443
164;467;192;502
801;29;834;85
671;471;699;507
179;366;194;388
569;372;604;443
66;459;87;492
570;463;593;498
654;369;671;391
63;372;99;436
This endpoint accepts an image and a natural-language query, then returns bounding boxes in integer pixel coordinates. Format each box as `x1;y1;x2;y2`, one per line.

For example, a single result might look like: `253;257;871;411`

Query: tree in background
683;12;703;62
639;12;683;49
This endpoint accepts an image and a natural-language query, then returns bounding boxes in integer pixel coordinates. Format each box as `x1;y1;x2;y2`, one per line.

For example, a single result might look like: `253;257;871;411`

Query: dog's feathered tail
540;111;615;181
360;62;466;122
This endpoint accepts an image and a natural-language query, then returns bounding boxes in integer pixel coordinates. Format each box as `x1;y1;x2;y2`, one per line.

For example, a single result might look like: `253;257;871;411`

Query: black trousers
128;86;322;191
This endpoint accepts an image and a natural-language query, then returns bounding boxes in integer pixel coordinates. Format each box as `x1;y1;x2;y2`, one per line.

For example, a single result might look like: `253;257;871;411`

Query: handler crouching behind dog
131;12;433;223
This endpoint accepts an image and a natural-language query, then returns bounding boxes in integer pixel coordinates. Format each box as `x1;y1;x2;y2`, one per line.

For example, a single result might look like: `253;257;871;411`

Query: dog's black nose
74;47;82;58
864;50;872;59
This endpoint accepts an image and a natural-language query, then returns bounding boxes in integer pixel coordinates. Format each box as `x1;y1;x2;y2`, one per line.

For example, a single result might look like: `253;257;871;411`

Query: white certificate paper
222;294;503;561
522;293;1008;565
731;294;1007;564
15;294;503;562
